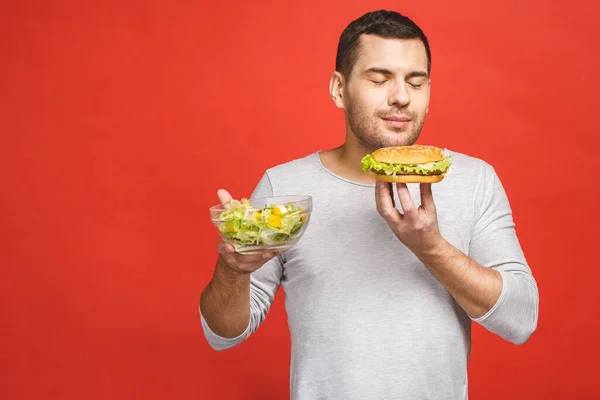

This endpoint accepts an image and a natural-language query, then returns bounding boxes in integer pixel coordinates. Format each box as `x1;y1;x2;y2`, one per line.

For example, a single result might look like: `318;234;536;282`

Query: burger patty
371;168;443;176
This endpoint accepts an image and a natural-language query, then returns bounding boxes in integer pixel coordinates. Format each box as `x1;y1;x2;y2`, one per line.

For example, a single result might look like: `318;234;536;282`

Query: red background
1;0;599;399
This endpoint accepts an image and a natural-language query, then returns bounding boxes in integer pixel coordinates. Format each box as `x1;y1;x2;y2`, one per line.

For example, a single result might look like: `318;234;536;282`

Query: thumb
217;189;233;204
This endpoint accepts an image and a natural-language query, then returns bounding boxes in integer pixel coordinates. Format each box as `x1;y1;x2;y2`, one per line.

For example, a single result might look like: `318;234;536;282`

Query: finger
217;242;237;266
236;255;277;272
217;241;234;255
375;181;401;224
218;241;236;255
218;242;264;266
217;189;233;205
396;183;417;215
219;241;277;264
419;183;435;211
238;251;280;263
218;242;235;265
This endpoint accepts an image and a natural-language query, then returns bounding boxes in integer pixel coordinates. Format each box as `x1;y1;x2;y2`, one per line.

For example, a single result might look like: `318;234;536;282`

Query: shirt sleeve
468;163;539;345
200;172;285;350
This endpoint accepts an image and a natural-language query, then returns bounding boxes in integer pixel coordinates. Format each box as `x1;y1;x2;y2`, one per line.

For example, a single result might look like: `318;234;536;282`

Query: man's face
341;35;431;150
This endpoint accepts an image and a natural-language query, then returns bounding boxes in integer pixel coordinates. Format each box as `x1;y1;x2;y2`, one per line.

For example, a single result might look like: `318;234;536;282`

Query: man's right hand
200;188;282;339
216;189;282;275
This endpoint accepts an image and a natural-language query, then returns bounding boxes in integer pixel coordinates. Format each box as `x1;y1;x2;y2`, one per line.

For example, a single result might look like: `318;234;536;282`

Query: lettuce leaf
361;153;452;175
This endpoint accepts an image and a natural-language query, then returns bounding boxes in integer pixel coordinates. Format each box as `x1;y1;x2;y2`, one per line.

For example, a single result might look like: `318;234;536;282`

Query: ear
426;78;431;114
329;72;345;109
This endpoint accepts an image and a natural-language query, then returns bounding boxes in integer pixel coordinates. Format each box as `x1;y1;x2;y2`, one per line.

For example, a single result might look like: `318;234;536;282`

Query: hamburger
361;145;452;183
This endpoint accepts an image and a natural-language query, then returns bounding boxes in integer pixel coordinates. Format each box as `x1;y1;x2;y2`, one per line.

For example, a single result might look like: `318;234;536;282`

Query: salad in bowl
210;195;312;254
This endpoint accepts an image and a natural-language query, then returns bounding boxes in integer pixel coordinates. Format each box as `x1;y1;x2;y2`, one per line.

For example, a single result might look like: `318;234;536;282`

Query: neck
319;134;376;184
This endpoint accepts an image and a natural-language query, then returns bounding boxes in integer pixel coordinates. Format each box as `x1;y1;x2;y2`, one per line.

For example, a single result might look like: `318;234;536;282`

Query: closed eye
372;80;388;86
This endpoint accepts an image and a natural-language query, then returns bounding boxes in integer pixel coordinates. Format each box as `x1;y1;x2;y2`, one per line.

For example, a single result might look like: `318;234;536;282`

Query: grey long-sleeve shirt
201;150;539;400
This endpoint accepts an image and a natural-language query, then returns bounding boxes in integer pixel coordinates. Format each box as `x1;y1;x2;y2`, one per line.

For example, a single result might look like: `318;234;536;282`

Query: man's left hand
375;180;445;258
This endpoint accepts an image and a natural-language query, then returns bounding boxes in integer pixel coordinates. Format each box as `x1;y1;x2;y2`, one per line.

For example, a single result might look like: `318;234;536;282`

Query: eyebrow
363;67;429;79
406;71;429;79
363;67;394;75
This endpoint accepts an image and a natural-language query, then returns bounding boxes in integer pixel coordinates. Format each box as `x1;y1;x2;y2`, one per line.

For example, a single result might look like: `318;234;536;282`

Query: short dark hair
335;10;431;80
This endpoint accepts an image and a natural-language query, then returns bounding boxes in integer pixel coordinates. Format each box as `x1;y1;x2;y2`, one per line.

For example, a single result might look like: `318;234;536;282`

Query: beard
345;96;426;151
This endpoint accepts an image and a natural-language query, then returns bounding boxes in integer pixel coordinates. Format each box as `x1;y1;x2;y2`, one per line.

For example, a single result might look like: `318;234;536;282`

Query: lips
382;115;411;128
382;116;411;122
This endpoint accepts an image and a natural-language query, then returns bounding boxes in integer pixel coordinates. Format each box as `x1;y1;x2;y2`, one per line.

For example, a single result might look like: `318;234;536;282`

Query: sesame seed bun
372;145;445;165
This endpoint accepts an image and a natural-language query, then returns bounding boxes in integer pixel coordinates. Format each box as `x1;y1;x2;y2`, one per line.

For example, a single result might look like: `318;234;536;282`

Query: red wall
1;1;599;399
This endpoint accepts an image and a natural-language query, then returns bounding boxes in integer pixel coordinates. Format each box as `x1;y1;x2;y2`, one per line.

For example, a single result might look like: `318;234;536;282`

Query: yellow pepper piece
226;225;236;232
267;215;282;228
272;207;282;216
253;211;261;219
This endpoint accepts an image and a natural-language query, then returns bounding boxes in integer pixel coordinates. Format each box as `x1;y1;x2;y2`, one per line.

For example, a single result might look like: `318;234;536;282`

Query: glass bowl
210;195;312;254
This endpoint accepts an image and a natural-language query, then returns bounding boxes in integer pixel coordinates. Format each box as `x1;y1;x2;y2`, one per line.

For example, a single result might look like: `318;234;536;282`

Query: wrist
215;257;251;284
414;236;453;265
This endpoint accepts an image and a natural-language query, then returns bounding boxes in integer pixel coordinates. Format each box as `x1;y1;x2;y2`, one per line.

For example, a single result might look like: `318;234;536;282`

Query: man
199;10;538;400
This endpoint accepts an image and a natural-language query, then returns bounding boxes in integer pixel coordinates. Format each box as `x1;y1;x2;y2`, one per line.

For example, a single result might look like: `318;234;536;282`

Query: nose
388;82;410;107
